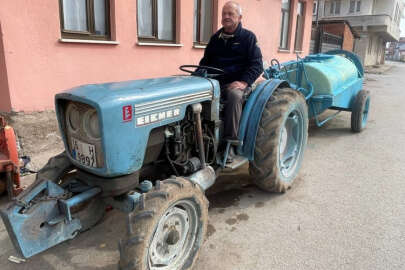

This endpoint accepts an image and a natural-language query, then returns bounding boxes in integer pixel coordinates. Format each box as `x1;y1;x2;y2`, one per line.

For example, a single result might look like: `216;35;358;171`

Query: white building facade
313;0;404;65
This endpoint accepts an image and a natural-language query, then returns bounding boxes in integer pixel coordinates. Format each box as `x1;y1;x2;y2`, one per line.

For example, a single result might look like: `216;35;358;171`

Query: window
329;0;341;15
349;1;360;13
194;0;214;45
294;2;305;51
356;1;361;12
59;0;110;40
280;0;291;49
349;1;355;13
137;0;177;42
313;1;318;15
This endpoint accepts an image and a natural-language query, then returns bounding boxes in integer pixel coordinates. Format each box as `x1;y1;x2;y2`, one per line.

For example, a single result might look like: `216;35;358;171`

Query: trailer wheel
351;90;370;133
249;88;308;193
119;177;208;270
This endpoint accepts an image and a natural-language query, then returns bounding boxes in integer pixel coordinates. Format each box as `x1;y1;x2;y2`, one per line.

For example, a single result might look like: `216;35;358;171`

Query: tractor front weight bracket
0;180;101;258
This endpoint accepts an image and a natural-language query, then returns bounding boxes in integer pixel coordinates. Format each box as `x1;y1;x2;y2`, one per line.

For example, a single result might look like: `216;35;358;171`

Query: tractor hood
58;75;216;108
55;76;220;177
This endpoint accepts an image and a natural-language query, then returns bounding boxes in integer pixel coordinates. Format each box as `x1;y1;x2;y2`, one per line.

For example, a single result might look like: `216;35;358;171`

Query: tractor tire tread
119;177;208;270
249;88;308;192
351;90;370;133
131;210;155;223
164;179;184;189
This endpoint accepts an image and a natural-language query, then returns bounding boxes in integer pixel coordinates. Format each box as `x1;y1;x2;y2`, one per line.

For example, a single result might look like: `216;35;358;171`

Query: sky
402;0;405;36
402;18;405;36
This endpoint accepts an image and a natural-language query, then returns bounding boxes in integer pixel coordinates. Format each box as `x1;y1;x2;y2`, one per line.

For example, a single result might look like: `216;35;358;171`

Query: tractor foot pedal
224;155;248;170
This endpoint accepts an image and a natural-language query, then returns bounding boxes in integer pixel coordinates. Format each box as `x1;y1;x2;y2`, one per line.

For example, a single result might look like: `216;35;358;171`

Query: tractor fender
238;79;289;160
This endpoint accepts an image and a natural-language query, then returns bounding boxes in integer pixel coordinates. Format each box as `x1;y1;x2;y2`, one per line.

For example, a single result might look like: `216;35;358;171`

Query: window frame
356;1;361;12
294;1;306;52
349;0;355;13
59;0;111;40
313;1;318;15
194;0;214;45
329;0;341;15
279;0;292;50
137;0;177;43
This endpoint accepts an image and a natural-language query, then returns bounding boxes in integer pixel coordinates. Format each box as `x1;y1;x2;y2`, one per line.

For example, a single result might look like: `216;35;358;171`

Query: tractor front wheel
249;88;308;193
119;177;208;270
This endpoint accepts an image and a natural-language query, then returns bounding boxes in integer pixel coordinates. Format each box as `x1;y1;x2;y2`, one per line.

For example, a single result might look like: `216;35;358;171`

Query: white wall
317;0;401;18
373;0;396;15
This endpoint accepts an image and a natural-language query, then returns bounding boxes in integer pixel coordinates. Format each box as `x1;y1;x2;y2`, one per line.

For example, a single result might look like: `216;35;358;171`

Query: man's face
221;4;241;31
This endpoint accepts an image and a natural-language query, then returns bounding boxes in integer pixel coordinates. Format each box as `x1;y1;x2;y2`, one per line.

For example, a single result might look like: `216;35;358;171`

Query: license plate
71;138;97;167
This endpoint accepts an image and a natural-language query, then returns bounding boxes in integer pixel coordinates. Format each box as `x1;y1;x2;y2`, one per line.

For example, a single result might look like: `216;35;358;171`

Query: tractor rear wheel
249;88;308;193
119;177;208;270
351;90;370;133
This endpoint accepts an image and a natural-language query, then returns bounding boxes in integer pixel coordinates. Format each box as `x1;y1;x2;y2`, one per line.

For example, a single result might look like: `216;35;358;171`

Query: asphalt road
1;62;404;270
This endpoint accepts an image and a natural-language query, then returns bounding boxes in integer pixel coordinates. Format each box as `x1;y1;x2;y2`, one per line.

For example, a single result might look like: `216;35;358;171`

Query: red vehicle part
0;116;22;199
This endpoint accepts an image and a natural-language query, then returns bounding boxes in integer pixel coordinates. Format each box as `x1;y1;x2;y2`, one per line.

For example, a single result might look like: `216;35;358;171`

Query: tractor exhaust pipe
189;166;216;191
192;103;206;169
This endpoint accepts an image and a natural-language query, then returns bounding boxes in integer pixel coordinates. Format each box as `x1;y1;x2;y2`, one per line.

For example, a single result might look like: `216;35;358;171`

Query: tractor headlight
66;103;80;132
83;109;100;139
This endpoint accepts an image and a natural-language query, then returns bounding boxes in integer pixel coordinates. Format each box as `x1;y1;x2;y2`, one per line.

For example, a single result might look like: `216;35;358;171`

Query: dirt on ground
0;111;64;172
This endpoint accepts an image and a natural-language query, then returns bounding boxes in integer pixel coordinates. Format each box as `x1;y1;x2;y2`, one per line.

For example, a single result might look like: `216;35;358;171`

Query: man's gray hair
224;1;243;16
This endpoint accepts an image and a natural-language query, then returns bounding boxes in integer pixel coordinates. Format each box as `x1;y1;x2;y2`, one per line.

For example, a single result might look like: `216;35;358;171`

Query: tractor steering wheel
179;65;225;78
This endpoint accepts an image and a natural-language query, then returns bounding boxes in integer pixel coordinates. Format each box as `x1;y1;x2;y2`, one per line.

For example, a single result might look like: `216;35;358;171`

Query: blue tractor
0;50;368;270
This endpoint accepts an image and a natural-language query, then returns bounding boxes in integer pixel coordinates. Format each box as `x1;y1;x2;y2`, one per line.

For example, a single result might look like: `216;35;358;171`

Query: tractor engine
163;106;217;176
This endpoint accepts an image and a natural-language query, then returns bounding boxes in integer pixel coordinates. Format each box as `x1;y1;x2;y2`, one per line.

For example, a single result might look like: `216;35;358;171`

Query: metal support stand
6;170;14;200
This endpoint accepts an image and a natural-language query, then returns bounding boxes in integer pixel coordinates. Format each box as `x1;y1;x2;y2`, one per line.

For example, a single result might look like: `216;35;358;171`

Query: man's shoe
226;146;236;164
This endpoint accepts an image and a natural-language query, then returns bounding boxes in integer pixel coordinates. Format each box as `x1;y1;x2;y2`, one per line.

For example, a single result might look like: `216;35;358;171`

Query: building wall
0;0;313;112
316;0;402;19
315;0;403;65
373;0;396;15
342;23;355;51
322;23;355;51
0;22;11;112
356;32;386;66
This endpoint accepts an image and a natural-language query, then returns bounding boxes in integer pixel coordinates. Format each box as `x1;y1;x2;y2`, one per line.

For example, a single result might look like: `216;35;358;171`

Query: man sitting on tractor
199;1;263;163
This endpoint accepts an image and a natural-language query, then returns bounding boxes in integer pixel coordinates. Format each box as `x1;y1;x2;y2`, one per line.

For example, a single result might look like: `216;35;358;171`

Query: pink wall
0;22;11;112
0;0;313;112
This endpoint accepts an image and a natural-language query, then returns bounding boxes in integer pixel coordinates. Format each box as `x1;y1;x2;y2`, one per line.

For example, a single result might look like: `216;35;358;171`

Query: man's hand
228;81;248;90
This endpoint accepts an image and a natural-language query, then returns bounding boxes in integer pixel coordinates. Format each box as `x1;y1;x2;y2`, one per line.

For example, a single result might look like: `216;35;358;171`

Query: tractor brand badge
136;108;181;127
122;105;133;122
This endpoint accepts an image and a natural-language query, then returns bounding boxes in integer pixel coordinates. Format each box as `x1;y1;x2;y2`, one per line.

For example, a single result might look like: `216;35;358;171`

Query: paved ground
1;61;404;269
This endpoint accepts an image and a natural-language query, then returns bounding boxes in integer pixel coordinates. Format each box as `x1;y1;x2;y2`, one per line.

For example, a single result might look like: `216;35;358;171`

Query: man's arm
240;33;264;86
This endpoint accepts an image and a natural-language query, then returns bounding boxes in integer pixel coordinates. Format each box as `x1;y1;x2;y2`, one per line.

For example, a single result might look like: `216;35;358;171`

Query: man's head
221;1;242;34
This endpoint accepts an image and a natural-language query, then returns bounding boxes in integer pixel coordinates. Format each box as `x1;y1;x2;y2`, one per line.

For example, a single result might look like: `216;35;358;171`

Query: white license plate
71;138;97;167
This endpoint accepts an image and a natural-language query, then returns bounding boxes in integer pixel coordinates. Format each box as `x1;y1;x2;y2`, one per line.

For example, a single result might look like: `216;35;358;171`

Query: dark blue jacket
199;23;263;87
